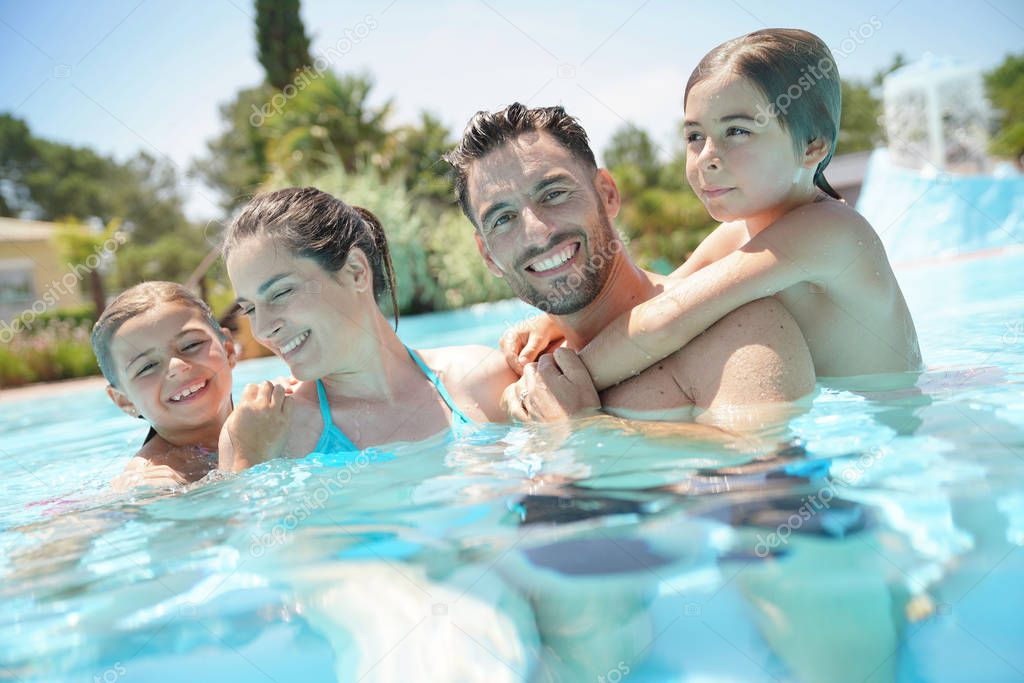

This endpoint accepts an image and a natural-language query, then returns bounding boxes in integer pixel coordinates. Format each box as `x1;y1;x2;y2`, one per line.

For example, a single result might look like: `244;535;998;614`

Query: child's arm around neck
579;200;861;390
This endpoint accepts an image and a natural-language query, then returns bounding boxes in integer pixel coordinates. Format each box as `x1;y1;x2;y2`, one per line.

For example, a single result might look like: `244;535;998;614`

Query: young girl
91;282;238;490
503;28;922;396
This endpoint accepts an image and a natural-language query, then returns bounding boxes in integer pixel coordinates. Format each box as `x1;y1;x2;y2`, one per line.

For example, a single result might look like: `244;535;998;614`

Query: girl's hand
111;460;187;492
269;375;301;395
500;314;565;375
226;381;294;471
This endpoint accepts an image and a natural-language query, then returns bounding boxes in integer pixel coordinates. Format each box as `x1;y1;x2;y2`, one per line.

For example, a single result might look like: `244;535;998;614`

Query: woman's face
226;235;370;382
108;302;235;430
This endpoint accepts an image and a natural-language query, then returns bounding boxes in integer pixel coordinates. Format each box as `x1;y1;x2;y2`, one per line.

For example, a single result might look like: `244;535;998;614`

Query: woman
217;186;516;470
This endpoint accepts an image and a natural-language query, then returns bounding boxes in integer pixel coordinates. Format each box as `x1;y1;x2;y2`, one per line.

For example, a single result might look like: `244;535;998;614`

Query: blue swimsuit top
311;345;473;454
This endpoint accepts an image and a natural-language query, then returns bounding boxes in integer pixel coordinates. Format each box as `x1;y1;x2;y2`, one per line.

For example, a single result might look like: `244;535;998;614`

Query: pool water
2;246;1023;682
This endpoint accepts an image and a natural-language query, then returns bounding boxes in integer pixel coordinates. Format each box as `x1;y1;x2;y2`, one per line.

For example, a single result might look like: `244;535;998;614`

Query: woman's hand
225;381;294;472
500;314;565;375
502;348;601;422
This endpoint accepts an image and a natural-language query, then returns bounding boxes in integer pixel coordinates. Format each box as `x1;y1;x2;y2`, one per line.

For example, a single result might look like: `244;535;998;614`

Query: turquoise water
2;247;1022;682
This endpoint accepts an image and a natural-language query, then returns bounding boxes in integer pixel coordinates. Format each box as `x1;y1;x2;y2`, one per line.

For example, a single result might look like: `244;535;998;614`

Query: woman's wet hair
91;281;225;388
222;187;399;325
686;28;844;200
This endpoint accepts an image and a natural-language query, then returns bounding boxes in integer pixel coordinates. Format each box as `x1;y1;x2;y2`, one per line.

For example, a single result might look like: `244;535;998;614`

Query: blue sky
2;0;1022;219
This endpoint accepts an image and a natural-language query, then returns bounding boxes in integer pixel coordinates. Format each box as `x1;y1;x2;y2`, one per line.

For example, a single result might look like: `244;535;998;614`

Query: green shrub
0;319;98;388
265;160;440;313
425;209;513;309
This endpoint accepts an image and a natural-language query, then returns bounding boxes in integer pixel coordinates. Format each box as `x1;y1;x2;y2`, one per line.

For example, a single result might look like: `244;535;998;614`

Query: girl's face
683;73;822;224
226;235;372;382
107;303;236;431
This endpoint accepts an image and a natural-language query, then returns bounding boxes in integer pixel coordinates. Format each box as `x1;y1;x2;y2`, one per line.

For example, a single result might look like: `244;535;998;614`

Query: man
444;103;815;424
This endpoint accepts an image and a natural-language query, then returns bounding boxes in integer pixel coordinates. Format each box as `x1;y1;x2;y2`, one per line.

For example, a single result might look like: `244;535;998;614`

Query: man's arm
580;202;859;390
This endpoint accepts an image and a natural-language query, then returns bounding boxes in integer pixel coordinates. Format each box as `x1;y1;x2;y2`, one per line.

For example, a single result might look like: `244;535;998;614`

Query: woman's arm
580;203;855;390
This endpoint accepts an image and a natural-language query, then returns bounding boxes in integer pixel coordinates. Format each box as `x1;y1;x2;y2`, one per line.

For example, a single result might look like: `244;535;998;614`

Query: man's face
466;131;621;316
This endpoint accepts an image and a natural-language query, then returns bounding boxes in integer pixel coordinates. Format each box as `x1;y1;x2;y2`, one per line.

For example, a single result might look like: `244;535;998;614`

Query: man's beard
508;205;619;316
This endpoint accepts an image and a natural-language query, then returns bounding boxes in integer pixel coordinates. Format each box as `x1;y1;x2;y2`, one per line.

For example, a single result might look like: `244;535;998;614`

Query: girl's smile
107;303;235;431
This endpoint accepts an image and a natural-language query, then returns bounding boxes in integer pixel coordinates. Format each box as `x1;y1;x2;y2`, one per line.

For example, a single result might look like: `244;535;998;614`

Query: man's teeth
171;380;206;402
281;330;310;355
529;244;577;273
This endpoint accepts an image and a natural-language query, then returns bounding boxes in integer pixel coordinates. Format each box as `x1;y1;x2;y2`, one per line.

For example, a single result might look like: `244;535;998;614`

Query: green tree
604;124;662;191
263;72;393;177
872;53;908;88
0;114;193;242
986;52;1024;165
265;157;510;314
389;111;457;208
192;85;276;212
602;123;718;272
255;0;312;90
54;220;122;316
0;114;35;216
837;79;882;155
113;232;208;290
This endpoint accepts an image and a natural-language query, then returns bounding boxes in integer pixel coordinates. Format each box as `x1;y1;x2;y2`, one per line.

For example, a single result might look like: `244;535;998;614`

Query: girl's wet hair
91;281;225;388
686;28;843;200
222;187;399;325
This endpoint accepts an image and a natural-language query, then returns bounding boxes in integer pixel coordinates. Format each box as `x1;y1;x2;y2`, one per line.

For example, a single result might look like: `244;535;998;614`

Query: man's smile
523;239;582;276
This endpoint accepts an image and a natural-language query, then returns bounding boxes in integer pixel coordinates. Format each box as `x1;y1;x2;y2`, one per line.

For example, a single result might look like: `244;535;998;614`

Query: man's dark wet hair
443;103;598;227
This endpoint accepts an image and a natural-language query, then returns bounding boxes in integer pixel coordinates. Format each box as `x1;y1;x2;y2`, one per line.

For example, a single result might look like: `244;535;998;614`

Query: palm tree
264;72;393;176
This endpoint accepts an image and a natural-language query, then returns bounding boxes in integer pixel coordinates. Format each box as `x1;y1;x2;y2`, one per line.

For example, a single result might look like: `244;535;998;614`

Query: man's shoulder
417;345;515;421
675;297;814;406
418;345;509;382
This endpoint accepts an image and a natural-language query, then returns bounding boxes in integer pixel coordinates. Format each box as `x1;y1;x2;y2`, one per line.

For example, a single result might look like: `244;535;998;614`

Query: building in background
0;217;86;322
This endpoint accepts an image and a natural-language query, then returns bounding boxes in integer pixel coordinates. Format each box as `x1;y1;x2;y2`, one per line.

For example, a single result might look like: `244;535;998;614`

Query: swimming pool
2;256;1023;678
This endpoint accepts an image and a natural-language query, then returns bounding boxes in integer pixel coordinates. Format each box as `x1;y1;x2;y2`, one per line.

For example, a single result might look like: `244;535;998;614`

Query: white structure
882;54;991;174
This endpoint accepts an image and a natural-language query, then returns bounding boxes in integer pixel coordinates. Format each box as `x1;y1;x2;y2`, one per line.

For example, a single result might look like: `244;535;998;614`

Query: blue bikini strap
404;345;471;424
315;379;333;425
